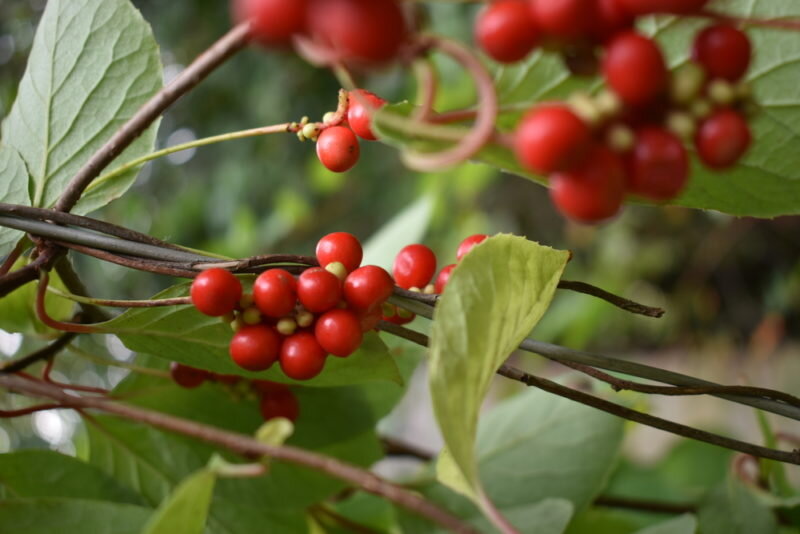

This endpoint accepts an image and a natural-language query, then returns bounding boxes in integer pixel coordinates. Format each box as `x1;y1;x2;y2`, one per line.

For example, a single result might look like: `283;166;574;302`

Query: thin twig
0;332;76;374
0;375;479;534
376;322;800;465
0;237;27;275
54;257;110;323
310;505;384;534
700;10;800;31
557;280;665;318
35;273;99;334
593;496;696;516
47;286;191;308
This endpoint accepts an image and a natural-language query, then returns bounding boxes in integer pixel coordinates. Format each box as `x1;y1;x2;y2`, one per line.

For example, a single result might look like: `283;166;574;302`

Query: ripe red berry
456;234;489;262
514;105;592;174
529;0;595;41
347;90;387;141
316;126;360;173
280;332;328;380
627;127;689;200
170;362;209;389
475;0;539;63
603;32;667;106
550;145;626;223
343;265;394;312
229;325;282;371
592;0;634;43
190;268;242;317
252;380;289;396
307;0;408;64
315;309;363;357
259;389;300;422
316;232;363;273
231;0;308;46
617;0;709;15
254;269;297;318
358;307;383;332
434;264;456;294
393;244;437;290
297;267;342;313
693;24;751;82
695;109;751;170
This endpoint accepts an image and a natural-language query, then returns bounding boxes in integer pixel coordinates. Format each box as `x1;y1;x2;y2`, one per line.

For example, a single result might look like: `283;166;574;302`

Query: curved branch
0;332;76;374
0;374;479;534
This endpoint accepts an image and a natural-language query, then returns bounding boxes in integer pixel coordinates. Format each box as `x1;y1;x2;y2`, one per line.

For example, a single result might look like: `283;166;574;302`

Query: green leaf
98;283;402;387
698;479;778;534
0;498;152;534
633;514;697;534
141;469;216;534
0;450;144;505
0;258;75;336
0;145;30;258
362;195;434;271
428;235;569;498
0;0;162;214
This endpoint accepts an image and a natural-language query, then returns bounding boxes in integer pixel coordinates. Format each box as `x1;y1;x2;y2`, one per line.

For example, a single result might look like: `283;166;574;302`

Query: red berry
393;244;437;290
315;309;363;357
514;105;592;174
170;362;209;389
358;307;383;332
297;267;342;313
603;32;667;106
592;0;634;43
259;389;300;422
190;268;242;317
316;232;363;273
316;126;360;173
231;0;308;46
693;24;751;82
627;127;689;200
695;109;751;170
475;0;539;63
550;145;626;223
434;264;456;294
617;0;709;15
456;234;489;261
280;332;328;380
347;90;386;141
307;0;408;64
229;325;282;372
254;269;297;318
530;0;595;41
252;380;290;396
343;265;394;312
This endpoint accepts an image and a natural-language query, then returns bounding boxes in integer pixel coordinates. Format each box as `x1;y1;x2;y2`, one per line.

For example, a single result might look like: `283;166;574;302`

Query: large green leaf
0;498;152;534
0;145;30;258
142;469;216;534
429;235;569;499
0;0;162;214
377;2;800;218
634;514;697;534
98;283;402;387
698;479;778;534
0;450;143;505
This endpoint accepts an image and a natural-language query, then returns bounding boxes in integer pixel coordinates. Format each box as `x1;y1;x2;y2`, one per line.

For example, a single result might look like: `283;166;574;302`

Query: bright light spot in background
33;410;73;446
105;335;133;361
166;128;197;165
107;367;129;389
0;427;10;453
0;330;23;357
162;63;184;85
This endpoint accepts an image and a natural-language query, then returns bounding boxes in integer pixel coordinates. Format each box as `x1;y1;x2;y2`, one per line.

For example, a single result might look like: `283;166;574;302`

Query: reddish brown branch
700;10;800;32
0;375;478;534
0;403;69;418
0;332;76;374
35;273;99;334
557;280;665;318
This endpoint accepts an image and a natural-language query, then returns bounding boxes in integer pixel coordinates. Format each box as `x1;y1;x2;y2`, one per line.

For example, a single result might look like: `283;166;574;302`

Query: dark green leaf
0;450;144;505
633;514;697;534
0;498;152;534
429;235;569;497
0;0;162;214
0;145;30;257
698;479;778;534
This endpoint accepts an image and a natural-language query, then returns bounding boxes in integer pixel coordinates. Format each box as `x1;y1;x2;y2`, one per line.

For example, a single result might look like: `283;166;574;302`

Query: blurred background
1;0;799;511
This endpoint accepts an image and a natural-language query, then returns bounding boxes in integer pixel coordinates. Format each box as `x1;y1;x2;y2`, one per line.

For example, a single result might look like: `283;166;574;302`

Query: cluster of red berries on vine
170;363;300;423
190;232;395;382
476;0;755;223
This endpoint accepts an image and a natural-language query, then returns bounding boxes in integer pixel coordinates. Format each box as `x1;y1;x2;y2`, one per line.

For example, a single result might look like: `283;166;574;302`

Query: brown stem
593;495;696;516
382;436;435;461
700;10;800;31
0;246;59;298
0;238;26;275
35;273;99;334
0;375;479;534
54;257;110;323
0;403;70;418
0;332;76;374
557;280;665;318
377;322;800;465
309;505;385;534
52;242;199;278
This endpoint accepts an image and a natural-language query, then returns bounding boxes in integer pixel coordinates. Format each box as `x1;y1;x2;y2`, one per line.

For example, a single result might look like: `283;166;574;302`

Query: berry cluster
190;232;394;381
312;89;387;173
170;362;299;422
476;0;754;222
232;0;408;65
